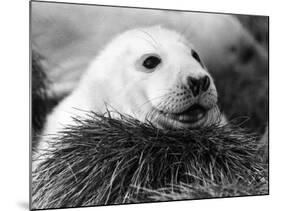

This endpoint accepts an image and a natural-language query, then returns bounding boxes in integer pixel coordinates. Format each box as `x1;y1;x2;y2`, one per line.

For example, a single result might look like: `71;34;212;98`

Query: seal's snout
187;75;210;97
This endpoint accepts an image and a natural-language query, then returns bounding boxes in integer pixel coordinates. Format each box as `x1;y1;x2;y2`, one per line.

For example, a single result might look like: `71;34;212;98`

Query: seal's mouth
170;104;207;124
161;104;207;124
148;103;219;129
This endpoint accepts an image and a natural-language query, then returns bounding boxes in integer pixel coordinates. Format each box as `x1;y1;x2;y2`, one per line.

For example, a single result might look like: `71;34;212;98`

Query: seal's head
83;26;221;129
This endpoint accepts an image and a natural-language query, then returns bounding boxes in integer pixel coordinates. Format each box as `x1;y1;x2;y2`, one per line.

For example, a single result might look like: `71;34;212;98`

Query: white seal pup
34;26;225;168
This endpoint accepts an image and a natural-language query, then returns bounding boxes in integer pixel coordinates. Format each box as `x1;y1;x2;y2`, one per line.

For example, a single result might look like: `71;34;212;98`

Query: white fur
34;26;224;169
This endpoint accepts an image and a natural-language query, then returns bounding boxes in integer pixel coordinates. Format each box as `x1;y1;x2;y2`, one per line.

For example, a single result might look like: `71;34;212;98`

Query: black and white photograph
31;1;269;210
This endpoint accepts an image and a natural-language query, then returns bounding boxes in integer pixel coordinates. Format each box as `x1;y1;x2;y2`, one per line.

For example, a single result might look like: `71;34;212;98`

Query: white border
0;0;279;211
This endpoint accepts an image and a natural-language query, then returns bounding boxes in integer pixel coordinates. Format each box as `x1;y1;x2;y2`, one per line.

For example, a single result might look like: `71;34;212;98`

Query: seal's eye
143;56;161;69
191;49;203;67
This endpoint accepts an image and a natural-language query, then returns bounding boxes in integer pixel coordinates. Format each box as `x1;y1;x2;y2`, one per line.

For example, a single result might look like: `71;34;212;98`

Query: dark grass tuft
32;50;62;149
32;112;268;210
32;50;49;134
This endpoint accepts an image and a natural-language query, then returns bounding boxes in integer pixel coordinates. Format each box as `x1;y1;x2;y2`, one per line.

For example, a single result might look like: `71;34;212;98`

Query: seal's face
93;26;221;129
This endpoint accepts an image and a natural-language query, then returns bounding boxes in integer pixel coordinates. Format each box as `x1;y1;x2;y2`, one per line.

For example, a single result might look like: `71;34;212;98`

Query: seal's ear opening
191;49;204;68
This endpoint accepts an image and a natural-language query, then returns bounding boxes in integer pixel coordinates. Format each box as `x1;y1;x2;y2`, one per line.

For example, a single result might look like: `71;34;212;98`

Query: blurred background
31;2;268;135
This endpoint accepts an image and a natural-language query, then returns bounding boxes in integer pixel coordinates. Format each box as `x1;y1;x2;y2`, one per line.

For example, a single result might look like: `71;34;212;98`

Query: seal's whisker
144;107;158;123
137;36;158;50
215;105;222;124
206;104;220;126
137;93;169;111
138;29;161;49
154;88;173;92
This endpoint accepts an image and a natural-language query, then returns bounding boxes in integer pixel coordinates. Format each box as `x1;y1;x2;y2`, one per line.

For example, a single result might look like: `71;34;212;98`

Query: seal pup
34;26;225;168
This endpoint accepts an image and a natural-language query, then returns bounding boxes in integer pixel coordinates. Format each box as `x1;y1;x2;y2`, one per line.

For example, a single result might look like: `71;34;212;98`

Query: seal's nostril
187;75;210;97
201;75;210;91
188;77;199;88
187;76;201;97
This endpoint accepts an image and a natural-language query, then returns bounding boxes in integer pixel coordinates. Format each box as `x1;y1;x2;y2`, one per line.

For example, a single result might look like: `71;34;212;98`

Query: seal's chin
150;104;217;129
